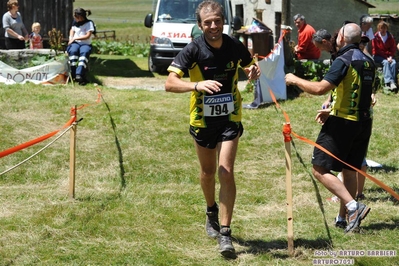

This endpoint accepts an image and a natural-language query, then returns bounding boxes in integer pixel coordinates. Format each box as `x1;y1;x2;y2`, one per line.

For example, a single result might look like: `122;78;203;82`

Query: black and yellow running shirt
168;34;254;128
323;44;376;121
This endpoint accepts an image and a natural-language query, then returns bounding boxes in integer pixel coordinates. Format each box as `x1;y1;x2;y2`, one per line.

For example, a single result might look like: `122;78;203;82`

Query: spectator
312;29;338;63
285;23;375;233
29;22;43;49
360;15;374;55
165;0;260;259
320;34;375;204
293;14;320;60
372;21;397;91
67;8;95;85
2;0;28;50
190;23;202;40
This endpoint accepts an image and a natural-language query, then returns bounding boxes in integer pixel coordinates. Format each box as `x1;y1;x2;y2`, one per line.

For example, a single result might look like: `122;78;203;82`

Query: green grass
1;63;399;264
74;0;153;41
368;0;399;13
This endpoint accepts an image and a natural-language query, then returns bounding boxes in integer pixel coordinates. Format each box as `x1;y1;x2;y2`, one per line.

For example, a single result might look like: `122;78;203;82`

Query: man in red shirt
293;14;320;60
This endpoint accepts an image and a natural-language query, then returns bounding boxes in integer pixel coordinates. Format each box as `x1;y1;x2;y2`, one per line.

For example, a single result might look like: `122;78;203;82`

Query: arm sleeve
2;13;10;29
323;59;347;87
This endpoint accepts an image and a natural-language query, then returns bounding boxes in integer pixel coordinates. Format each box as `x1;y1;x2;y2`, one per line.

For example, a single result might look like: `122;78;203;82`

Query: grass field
74;0;153;41
1;0;398;265
368;0;399;13
1;75;399;265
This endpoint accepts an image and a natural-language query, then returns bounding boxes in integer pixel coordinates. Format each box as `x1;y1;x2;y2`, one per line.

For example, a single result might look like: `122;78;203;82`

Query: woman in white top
67;7;95;85
2;0;28;49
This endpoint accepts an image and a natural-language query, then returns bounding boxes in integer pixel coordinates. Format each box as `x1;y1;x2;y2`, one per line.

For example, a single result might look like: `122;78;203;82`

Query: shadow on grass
87;55;157;85
234;237;332;258
362;186;399;205
291;140;333;244
362;218;399;231
99;92;126;191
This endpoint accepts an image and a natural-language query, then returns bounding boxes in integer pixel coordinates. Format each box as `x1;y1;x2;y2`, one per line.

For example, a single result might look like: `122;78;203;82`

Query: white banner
0;59;69;85
258;34;287;103
244;32;287;108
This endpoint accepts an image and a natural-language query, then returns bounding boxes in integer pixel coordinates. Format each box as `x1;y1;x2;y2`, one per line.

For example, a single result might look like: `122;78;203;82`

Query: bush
91;40;150;57
294;59;330;81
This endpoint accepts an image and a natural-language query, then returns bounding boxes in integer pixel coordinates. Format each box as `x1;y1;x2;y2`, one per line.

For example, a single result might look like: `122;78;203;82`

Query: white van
144;0;241;73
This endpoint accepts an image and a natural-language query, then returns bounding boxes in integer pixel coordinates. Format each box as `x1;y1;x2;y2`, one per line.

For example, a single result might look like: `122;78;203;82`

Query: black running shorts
189;120;244;149
311;115;372;172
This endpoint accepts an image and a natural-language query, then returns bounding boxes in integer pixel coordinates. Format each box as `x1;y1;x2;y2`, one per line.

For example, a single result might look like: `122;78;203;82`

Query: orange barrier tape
257;30;288;61
0;89;103;159
269;89;399;201
0;116;75;159
283;123;292;142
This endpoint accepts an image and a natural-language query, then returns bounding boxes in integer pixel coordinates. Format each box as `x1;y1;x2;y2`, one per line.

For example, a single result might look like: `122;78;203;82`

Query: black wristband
194;82;199;92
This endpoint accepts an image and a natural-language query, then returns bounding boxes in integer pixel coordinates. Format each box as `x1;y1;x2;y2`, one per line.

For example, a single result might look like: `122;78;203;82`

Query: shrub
91;40;149;57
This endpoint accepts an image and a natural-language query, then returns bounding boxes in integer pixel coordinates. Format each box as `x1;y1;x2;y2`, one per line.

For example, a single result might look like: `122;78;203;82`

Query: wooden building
0;0;74;49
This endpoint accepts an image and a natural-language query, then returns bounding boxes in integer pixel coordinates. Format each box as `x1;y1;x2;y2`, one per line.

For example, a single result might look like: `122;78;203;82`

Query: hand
195;80;222;94
321;100;330;109
371;93;377;106
315;109;330;125
17;35;25;41
285;73;297;86
244;63;261;80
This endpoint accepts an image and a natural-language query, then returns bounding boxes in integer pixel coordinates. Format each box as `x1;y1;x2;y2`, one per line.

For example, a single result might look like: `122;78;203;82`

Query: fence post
283;122;294;256
69;106;77;199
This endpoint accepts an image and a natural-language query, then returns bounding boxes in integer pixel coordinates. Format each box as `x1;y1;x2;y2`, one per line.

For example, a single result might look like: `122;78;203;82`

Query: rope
269;88;399;201
0;124;74;176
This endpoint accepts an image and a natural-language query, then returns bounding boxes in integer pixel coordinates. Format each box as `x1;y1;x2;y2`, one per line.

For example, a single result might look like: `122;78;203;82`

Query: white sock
345;200;357;211
336;215;346;222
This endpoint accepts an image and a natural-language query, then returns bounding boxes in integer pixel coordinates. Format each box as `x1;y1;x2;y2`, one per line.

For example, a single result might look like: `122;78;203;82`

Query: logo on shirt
226;61;235;69
204;94;233;104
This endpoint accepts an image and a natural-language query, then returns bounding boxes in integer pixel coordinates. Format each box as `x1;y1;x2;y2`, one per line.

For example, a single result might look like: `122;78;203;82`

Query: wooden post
283;122;294;256
69;106;77;199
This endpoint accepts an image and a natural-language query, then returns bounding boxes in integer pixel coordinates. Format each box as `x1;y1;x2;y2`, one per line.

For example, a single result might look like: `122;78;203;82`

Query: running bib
203;93;234;117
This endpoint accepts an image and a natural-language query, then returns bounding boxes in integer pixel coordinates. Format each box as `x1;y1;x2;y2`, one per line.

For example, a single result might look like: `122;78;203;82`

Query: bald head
340;23;361;44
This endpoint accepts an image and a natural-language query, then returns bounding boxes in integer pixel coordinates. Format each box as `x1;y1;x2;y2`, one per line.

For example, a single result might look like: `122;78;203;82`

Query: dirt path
98;76;167;91
99;76;249;91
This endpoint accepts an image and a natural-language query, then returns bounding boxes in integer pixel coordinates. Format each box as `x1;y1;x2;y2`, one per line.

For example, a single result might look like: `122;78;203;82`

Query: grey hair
293;13;305;21
360;15;373;24
312;29;331;43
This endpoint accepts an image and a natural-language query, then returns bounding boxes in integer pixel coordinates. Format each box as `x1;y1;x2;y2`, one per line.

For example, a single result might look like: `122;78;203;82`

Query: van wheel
148;56;158;73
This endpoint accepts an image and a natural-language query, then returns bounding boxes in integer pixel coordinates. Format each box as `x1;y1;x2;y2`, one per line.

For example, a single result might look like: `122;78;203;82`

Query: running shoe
205;210;220;238
344;202;370;233
218;228;236;259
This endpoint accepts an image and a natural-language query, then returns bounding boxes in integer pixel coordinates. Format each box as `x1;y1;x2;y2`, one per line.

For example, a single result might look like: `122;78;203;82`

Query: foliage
48;28;66;55
244;80;256;93
92;39;150;57
293;59;330;81
0;53;67;69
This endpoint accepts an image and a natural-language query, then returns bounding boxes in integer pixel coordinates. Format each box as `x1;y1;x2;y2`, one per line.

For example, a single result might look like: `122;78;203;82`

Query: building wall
0;0;74;49
231;0;374;59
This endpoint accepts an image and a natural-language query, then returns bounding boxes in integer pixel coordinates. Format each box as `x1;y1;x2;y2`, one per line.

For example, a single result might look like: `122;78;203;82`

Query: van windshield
157;0;227;23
